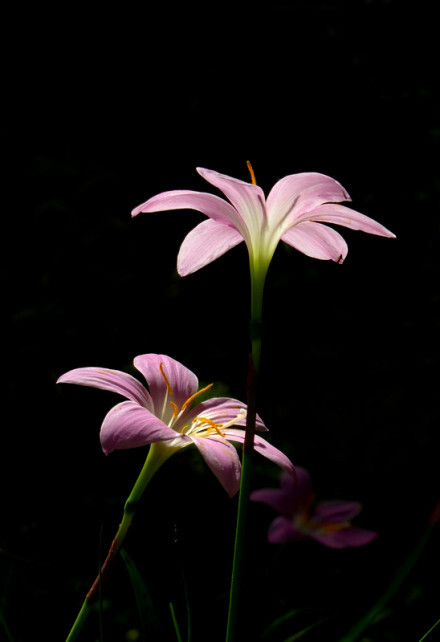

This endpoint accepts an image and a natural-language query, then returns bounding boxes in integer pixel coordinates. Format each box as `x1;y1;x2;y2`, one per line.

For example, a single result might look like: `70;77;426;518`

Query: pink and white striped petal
223;429;295;477
196;167;266;248
57;367;153;409
282;221;349;262
266;172;351;229
133;354;198;417
131;189;239;227
304;203;396;237
177;219;243;276
100;400;183;455
190;434;242;497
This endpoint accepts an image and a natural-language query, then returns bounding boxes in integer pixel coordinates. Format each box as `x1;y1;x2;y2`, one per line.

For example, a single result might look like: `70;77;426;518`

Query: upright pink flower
57;354;294;497
131;166;395;278
251;467;377;548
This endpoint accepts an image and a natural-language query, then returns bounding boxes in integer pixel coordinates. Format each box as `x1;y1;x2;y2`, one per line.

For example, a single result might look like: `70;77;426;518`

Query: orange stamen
170;401;179;418
180;383;214;412
159;361;174;396
308;520;348;534
179;424;189;433
193;416;225;437
246;160;257;185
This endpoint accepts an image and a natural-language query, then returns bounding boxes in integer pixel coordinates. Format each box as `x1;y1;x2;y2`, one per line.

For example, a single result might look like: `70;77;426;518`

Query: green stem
225;260;266;642
65;442;173;642
419;616;440;642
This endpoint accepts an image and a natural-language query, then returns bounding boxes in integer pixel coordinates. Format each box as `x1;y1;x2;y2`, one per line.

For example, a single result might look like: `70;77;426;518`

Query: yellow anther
193;416;225;437
170;401;179;419
180;383;214;412
179;424;189;433
246;160;257;185
159;361;174;396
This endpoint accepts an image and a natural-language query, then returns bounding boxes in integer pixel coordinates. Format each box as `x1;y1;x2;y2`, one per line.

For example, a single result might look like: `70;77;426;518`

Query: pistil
159;361;175;418
246;160;257;186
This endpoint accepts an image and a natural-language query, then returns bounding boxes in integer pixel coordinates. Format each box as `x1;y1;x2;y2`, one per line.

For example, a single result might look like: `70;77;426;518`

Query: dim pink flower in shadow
131;165;395;278
251;467;377;548
57;354;294;498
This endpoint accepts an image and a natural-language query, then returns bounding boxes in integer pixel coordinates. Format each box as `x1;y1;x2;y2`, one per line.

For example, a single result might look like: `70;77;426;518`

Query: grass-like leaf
283;616;330;641
169;601;183;642
261;608;308;639
0;606;15;642
120;548;159;640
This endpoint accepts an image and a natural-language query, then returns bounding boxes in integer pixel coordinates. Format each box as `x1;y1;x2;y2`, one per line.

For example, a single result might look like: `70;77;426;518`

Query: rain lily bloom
251;467;377;548
57;353;294;497
131;165;395;279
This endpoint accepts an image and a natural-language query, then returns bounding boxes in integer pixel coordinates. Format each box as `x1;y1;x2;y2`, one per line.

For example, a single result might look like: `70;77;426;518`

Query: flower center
297;512;350;535
158;361;214;428
311;521;349;534
184;407;247;438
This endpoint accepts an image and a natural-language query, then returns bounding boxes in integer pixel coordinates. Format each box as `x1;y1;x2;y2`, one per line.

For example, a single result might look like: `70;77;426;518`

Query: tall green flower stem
226;260;267;642
65;442;173;642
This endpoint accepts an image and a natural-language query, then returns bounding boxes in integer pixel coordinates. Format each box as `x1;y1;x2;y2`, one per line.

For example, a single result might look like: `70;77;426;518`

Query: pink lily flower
57;354;294;497
131;166;395;277
251;467;377;548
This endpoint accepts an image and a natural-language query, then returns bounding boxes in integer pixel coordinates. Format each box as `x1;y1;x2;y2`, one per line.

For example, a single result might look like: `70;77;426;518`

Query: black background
2;2;440;641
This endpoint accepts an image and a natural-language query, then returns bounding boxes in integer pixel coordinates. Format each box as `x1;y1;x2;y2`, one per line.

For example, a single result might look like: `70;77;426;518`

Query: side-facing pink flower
251;467;377;548
131;166;395;277
57;354;294;497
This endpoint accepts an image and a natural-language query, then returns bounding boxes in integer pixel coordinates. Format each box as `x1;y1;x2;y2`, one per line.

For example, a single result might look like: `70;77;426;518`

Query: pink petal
268;516;304;544
310;527;378;549
177;219;243;276
313;501;362;523
181;397;267;432
305;203;396;237
250;487;294;515
133;354;198;420
266;172;351;229
131;189;239;227
196;167;266;247
100;400;182;454
223;429;295;477
251;468;313;517
281;467;314;511
190;435;242;497
57;366;153;409
282;221;348;262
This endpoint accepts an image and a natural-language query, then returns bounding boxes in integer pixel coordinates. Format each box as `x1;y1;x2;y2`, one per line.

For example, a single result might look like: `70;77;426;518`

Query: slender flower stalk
65;442;171;641
226;163;265;642
130;162;395;642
